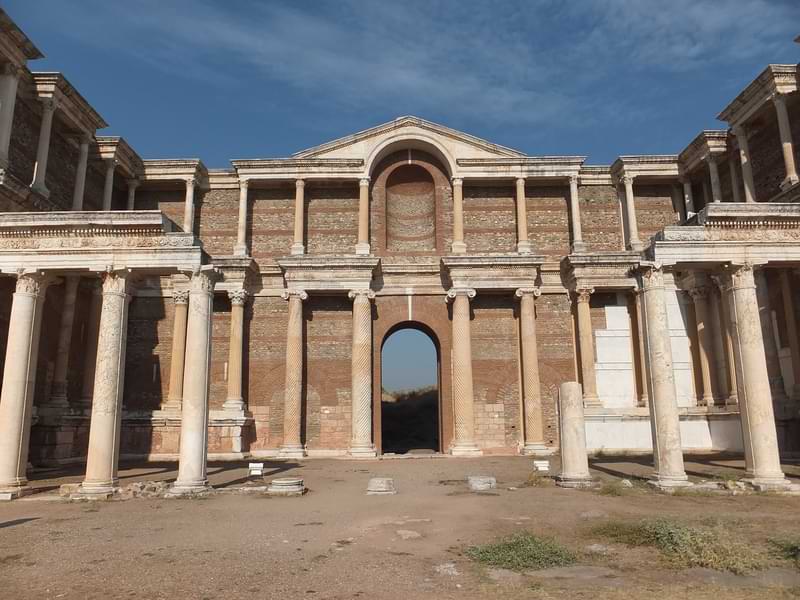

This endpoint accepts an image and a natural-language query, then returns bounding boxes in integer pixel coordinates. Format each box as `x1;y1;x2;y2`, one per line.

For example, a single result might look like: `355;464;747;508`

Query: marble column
451;177;466;254
0;272;51;499
183;177;196;233
681;178;696;217
348;288;376;457
356;177;371;255
574;287;599;406
773;93;799;189
671;184;686;222
46;275;80;408
568;175;586;253
729;156;743;203
638;265;689;487
223;289;247;414
706;155;723;203
30;98;57;197
79;281;102;407
724;264;788;489
689;286;715;406
125;179;139;211
280;289;308;458
754;269;789;409
633;291;650;407
101;159;116;211
516;287;547;454
77;270;131;498
621;175;643;251
555;381;592;487
515;177;532;254
720;285;740;405
234;178;249;256
732;126;756;203
779;270;800;402
708;283;730;405
291;179;305;256
170;267;219;495
163;290;189;413
447;287;481;456
71;135;91;211
0;63;20;168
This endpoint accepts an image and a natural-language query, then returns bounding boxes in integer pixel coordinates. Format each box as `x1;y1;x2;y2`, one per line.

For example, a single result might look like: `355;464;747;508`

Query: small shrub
770;538;800;567
591;518;764;574
465;532;576;571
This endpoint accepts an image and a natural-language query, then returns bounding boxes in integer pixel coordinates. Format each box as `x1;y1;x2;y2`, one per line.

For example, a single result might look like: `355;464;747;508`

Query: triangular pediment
292;116;526;163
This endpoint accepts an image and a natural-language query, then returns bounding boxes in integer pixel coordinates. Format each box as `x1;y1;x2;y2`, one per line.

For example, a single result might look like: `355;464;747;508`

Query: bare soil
2;455;800;599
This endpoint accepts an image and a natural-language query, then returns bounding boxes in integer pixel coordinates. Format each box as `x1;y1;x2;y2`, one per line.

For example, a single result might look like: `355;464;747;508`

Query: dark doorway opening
380;326;440;454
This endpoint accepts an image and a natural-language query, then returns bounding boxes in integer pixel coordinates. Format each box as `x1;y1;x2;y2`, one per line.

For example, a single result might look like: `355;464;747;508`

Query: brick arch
370;150;452;255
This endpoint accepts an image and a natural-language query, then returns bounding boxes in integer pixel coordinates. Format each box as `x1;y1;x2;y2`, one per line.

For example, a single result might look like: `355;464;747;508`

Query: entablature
32;72;107;135
0;8;42;67
143;159;207;187
93;136;144;181
718;64;798;126
442;254;543;291
231;158;364;182
277;255;379;292
610;155;680;183
678;130;729;173
561;252;640;291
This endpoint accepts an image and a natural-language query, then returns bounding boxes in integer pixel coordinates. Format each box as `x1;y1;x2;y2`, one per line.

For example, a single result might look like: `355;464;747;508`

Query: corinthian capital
188;266;220;294
14;269;51;296
172;289;189;305
228;289;249;306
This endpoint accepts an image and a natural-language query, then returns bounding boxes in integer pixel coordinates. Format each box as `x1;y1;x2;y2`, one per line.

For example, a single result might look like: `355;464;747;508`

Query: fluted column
46;275;80;408
732;126;756;203
356;177;371;255
125;179;139;211
234;178;249;256
754;268;789;409
773;93;799;189
568;175;586;253
77;270;131;498
31;98;57;197
291;179;305;256
183;177;197;233
780;270;800;402
447;287;480;456
71;135;91;211
706;155;722;203
163;290;189;413
0;272;51;499
515;177;532;254
689;286;715;406
101;159;116;211
280;289;308;458
79;280;102;407
638;265;689;487
729;156;743;203
621;175;643;251
223;289;248;414
724;264;788;489
349;289;376;457
451;177;466;254
0;63;20;168
170;267;219;495
574;287;599;406
516;287;547;454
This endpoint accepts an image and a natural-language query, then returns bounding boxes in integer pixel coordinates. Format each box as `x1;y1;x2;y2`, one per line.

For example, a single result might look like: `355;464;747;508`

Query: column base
570;241;588;254
450;241;467;254
75;479;119;500
233;244;248;257
516;240;533;255
780;176;799;192
555;474;593;488
582;394;601;407
628;241;644;252
349;445;377;459
290;243;305;256
166;481;212;498
743;475;793;492
355;242;371;256
279;444;307;459
449;442;482;457
521;442;555;456
222;398;246;414
648;474;691;490
0;481;30;501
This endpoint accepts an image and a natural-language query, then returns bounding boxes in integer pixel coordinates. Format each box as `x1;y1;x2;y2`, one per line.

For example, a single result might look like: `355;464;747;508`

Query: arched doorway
379;323;440;454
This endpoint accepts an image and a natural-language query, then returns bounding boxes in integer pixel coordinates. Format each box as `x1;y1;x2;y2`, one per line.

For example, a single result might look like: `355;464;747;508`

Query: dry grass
465;532;576;571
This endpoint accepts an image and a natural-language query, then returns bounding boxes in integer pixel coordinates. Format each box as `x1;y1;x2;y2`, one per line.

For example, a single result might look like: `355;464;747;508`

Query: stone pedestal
447;288;481;456
0;272;50;500
280;289;308;459
639;265;690;488
516;288;549;455
169;267;219;496
349;289;377;458
556;381;593;488
77;270;131;499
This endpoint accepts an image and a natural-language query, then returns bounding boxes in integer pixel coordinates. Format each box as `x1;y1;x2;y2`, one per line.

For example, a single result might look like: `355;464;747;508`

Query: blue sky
382;329;437;392
7;1;800;168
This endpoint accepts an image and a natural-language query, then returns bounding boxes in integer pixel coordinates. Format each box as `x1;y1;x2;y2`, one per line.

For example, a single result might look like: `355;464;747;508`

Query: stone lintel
576;166;613;186
678;130;730;174
278;255;379;292
442;254;543;291
212;255;258;290
31;72;107;134
718;64;798;126
231;158;364;181
561;253;640;292
455;156;584;180
610;155;680;182
142;159;207;186
91;136;144;180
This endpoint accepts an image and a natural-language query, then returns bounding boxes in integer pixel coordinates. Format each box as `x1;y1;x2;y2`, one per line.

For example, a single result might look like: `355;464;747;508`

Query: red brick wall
579;184;623;251
635;183;680;243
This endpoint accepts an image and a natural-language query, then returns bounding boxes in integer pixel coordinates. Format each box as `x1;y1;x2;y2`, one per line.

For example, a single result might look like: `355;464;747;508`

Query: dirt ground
3;455;800;599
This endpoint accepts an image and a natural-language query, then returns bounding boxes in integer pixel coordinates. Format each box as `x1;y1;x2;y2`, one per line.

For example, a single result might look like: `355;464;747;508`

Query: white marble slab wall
595;293;637;408
663;273;697;407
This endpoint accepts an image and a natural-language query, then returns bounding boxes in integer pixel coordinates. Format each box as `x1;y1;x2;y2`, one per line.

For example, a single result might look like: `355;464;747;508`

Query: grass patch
465;532;576;571
591;518;764;574
770;538;800;568
597;480;633;496
522;472;554;488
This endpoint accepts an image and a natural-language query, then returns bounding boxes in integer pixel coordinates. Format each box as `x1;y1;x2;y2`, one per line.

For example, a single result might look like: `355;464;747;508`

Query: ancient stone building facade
0;10;799;497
